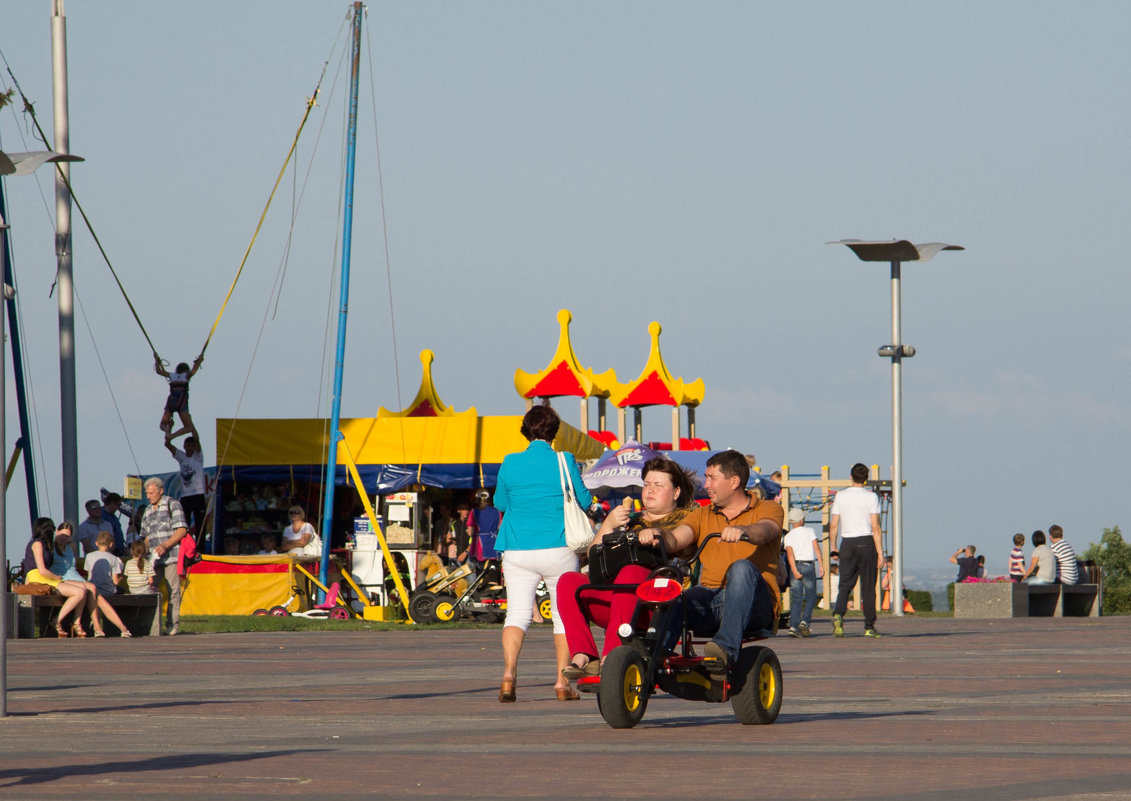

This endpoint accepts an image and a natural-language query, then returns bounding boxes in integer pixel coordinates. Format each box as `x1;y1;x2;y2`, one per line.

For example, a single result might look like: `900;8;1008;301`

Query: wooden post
579;397;588;434
634;408;643;442
671;406;680;450
822;465;832;610
598;397;607;432
687;406;696;439
617;407;625;444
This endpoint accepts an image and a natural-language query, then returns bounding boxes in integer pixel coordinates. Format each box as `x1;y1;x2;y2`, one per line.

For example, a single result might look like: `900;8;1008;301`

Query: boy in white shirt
783;508;824;637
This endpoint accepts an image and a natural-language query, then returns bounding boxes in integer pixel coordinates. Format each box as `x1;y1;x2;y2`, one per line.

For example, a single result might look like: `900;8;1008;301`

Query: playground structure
777;465;895;611
515;309;707;451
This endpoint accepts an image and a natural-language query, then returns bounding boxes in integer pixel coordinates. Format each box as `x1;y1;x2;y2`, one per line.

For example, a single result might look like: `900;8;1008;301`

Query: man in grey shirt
140;476;189;635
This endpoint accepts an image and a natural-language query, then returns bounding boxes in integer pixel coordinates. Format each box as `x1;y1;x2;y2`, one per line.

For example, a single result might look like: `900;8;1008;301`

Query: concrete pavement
2;616;1130;800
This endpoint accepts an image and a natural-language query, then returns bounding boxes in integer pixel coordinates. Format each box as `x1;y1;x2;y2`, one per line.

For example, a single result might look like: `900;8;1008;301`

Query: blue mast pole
0;178;40;524
319;2;364;590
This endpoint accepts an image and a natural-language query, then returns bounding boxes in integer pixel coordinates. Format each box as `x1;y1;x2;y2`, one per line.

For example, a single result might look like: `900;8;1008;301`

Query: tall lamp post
0;147;82;718
830;239;963;617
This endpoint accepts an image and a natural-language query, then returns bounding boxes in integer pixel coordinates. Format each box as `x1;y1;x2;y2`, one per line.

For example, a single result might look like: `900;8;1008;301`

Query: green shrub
1083;526;1131;616
906;589;933;612
946;582;955;613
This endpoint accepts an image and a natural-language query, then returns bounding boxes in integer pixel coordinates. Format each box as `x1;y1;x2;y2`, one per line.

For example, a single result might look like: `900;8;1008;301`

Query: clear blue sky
2;2;1129;578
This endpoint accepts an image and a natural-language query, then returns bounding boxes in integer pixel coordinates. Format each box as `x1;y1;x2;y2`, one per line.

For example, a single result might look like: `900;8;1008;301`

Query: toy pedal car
575;533;783;729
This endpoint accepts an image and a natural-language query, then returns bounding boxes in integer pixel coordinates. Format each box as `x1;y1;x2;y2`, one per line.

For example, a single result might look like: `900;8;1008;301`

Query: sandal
120;629;133;638
93;630;106;638
54;623;69;639
555;687;581;701
561;658;601;681
71;622;88;638
498;679;516;703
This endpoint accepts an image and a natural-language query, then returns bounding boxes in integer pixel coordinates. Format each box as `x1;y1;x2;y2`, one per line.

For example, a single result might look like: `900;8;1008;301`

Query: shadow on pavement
0;749;322;788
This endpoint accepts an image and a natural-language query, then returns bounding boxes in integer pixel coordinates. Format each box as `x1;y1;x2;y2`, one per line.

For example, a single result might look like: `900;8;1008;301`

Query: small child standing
83;531;124;597
1008;533;1026;583
125;540;157;595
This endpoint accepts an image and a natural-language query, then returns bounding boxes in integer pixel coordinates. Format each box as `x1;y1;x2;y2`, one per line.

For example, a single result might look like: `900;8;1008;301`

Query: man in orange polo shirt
639;449;784;671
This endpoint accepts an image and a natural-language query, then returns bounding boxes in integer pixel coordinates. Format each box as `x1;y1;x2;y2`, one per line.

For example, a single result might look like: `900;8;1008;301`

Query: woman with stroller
556;458;696;687
493;403;592;703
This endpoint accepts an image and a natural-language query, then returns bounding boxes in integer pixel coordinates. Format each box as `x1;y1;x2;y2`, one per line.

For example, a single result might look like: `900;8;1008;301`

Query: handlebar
632;530;750;580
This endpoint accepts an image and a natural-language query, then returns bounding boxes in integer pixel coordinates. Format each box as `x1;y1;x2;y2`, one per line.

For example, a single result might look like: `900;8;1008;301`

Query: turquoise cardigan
493;440;593;552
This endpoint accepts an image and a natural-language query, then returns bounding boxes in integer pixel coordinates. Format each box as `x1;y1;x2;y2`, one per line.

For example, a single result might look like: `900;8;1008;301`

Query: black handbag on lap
587;529;663;585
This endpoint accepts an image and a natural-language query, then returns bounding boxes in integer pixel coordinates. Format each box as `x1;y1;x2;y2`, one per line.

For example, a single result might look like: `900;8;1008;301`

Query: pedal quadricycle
576;533;783;728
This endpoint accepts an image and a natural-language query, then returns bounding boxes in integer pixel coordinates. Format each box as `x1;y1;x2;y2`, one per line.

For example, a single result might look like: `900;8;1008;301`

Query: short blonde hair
96;530;114;548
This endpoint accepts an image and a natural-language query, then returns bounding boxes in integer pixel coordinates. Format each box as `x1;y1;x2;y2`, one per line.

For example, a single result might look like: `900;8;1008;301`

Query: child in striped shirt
125;539;157;594
1008;533;1026;583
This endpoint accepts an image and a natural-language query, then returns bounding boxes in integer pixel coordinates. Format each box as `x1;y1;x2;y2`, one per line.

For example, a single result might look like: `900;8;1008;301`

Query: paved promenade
2;616;1130;801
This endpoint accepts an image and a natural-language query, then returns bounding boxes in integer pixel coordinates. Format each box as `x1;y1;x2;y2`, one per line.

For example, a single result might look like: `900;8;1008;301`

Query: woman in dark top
22;517;94;637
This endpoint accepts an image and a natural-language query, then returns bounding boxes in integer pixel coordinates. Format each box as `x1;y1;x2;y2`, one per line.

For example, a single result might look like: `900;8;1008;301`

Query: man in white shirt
830;463;883;638
165;426;207;537
783;507;824;637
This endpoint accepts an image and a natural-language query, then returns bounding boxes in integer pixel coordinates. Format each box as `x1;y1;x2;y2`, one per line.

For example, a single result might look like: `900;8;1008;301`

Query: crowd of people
17;370;949;658
15;357;211;637
951;524;1085;586
18;480;187;638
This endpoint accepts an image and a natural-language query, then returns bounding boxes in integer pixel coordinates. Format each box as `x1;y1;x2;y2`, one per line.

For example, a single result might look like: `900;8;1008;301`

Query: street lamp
0;148;82;718
830;239;964;617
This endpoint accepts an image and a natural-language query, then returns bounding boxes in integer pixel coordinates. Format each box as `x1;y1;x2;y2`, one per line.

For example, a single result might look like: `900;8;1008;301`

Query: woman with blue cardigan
494;403;592;702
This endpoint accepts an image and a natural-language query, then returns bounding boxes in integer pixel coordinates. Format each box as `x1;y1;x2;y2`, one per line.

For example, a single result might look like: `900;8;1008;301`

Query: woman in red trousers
557;458;696;686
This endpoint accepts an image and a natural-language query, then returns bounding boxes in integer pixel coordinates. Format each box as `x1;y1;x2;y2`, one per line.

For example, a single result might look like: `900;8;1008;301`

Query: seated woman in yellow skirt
22;517;96;637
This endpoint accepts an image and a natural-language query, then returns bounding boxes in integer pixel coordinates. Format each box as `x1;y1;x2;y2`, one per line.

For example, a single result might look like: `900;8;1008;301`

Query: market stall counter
181;555;322;616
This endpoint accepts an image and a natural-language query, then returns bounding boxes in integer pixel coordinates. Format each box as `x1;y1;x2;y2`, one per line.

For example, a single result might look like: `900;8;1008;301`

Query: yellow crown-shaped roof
514;309;617;400
379;350;471;417
610;321;705;409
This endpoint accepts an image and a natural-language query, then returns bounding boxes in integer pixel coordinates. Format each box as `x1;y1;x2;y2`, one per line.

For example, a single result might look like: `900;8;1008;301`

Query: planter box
953;582;1028;618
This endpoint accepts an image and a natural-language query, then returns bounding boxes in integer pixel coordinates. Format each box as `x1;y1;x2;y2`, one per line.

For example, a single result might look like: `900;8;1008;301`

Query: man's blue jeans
672;560;775;663
789;561;818;630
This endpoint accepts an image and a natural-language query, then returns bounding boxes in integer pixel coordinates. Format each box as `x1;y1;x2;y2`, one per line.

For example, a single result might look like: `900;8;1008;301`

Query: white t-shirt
783;525;820;561
831;486;881;538
174;448;205;496
284;521;315;546
283;522;322;556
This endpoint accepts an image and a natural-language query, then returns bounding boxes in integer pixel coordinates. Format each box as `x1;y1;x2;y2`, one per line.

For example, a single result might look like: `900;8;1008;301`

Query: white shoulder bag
557;451;595;552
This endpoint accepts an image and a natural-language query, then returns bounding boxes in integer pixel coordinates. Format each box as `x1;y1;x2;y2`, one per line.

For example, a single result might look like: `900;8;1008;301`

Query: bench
1059;584;1100;617
9;591;161;637
1027;584;1100;617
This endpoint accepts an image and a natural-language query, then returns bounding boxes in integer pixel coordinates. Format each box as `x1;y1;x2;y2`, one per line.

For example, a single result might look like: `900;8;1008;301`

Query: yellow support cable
198;87;321;360
338;436;415;622
5;444;22;490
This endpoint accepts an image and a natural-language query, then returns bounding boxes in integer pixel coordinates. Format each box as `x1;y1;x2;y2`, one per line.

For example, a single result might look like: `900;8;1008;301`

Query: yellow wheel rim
623;663;643;712
434;601;455;622
758;662;777;709
539;598;553;619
